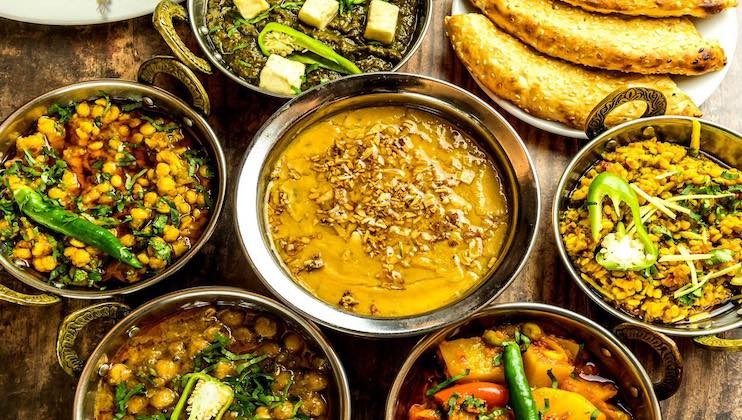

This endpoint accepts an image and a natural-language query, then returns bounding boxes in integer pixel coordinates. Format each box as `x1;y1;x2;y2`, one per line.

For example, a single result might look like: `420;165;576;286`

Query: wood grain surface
0;2;740;419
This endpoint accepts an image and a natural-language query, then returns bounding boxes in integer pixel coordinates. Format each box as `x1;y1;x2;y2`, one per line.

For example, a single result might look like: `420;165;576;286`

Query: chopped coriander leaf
141;115;179;132
48;102;77;123
706;249;734;265
113;382;145;420
122;102;143;112
125;168;148;190
721;171;739;180
426;369;470;397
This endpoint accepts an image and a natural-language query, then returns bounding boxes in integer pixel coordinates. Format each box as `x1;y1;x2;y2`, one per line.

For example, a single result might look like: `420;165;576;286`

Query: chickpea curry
408;322;633;420
0;96;214;289
265;106;509;316
95;305;333;420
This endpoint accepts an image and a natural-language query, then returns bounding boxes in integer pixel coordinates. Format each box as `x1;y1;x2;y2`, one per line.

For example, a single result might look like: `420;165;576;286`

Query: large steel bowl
234;72;540;337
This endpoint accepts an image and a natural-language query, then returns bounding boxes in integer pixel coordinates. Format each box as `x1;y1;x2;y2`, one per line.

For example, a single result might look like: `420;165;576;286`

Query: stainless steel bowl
385;303;684;420
0;57;227;304
56;286;352;419
153;0;433;98
554;111;742;342
234;72;540;337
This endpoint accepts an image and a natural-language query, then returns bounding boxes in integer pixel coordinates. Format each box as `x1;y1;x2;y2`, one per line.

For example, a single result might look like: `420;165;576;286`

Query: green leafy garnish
141;115;179;132
707;249;734;265
114;382;145;420
720;171;739;180
426;369;470;397
48;102;77;123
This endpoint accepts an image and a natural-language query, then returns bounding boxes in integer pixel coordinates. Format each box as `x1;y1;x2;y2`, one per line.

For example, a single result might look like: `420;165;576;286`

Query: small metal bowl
56;286;352;419
553;88;742;349
153;0;433;98
0;57;227;305
234;72;540;337
385;303;684;420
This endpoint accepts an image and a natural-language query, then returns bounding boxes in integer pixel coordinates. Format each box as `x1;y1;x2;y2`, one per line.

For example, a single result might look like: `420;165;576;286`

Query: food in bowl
264;106;510;316
94;304;332;419
205;0;422;95
559;131;741;324
406;321;633;419
0;96;214;290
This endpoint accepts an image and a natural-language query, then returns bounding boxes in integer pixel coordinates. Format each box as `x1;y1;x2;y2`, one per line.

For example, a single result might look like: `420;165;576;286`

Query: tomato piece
432;381;509;408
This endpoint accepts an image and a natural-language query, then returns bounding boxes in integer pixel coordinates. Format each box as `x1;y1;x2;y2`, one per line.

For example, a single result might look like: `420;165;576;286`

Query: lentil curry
560;136;741;324
206;0;421;93
265;106;509;316
0;96;214;290
407;321;633;420
94;305;332;419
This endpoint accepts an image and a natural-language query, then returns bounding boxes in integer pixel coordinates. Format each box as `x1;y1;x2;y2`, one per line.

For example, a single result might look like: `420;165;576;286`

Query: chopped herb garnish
113;382;145;420
125;168;148;190
707;249;734;265
48;102;77;123
426;369;470;397
721;171;739;180
141;115;179;132
122;102;143;112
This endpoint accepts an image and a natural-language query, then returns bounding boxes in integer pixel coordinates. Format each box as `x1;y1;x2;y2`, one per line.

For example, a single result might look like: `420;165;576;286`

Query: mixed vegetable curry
408;321;633;420
0;96;214;290
560;125;741;324
265;106;509;316
206;0;421;94
95;305;332;419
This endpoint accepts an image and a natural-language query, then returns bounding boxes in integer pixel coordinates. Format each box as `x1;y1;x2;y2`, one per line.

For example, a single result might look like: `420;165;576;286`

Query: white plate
0;0;173;25
451;0;738;139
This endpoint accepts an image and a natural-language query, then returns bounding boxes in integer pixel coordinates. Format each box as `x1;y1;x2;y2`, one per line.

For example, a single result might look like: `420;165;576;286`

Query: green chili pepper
11;185;142;268
170;372;234;420
258;22;361;75
288;53;348;74
503;342;539;420
586;172;658;271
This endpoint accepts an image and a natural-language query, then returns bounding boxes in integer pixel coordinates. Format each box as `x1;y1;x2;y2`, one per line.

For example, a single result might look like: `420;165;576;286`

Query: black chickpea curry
95;305;332;420
0;96;214;290
408;322;633;420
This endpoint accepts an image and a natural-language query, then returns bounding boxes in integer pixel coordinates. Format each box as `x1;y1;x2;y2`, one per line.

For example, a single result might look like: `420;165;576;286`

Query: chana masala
408;321;633;420
0;96;214;290
265;106;509;316
95;305;333;419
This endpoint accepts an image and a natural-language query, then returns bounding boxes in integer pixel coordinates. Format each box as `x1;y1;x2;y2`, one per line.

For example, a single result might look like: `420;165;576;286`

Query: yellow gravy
265;106;509;316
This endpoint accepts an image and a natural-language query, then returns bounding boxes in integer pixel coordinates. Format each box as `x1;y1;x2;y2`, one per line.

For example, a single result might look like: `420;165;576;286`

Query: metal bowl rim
186;0;434;98
0;79;228;299
71;286;352;419
383;301;662;419
234;72;541;337
552;115;742;337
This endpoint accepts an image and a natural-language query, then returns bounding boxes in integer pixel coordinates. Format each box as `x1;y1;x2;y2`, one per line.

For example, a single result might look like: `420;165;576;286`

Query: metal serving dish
234;72;540;337
0;57;226;305
56;286;352;419
385;303;684;420
153;0;433;98
553;87;742;349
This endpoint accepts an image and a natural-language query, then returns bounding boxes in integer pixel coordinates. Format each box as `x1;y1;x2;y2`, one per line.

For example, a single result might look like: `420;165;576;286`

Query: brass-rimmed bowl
385;303;684;420
56;286;352;419
234;72;540;337
554;104;742;347
0;57;227;305
153;0;433;98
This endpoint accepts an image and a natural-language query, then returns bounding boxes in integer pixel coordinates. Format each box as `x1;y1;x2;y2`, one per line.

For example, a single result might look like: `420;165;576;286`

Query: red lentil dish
94;305;332;419
407;321;633;420
560;135;741;324
0;96;214;290
265;106;510;316
205;0;421;95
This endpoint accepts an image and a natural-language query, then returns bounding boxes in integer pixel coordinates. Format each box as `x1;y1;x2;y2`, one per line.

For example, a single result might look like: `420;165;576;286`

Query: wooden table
0;2;740;418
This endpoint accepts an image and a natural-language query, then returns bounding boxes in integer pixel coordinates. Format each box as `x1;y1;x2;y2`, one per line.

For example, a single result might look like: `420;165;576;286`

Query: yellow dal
265;106;509;316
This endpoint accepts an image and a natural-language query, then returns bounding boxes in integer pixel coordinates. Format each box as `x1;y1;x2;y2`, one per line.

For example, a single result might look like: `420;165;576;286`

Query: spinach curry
206;0;421;93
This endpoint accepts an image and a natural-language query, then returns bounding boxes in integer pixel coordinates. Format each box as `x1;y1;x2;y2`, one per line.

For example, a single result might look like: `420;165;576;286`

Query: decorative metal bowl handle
613;323;683;401
137;56;211;116
56;302;130;376
585;87;668;139
153;0;213;74
0;282;59;305
693;334;742;351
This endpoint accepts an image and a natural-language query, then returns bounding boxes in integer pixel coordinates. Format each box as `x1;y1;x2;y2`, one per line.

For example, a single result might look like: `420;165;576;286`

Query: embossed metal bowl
386;303;683;420
234;72;540;337
553;88;742;350
56;286;352;419
152;0;433;98
0;57;227;305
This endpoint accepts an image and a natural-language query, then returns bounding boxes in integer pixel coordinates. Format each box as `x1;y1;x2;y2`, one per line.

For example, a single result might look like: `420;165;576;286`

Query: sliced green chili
586;172;658;271
258;22;361;75
11;185;142;268
503;342;539;420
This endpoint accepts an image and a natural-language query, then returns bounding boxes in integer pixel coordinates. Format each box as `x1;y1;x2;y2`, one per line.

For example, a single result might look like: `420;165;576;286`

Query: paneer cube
259;54;307;96
234;0;270;20
298;0;339;30
364;0;399;44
